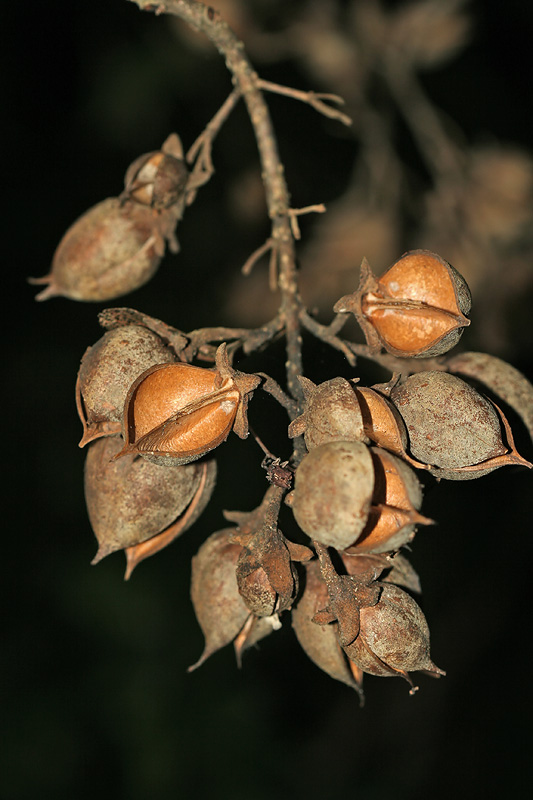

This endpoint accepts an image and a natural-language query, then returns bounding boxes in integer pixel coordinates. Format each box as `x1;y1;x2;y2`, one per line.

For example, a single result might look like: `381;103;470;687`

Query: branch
130;0;306;412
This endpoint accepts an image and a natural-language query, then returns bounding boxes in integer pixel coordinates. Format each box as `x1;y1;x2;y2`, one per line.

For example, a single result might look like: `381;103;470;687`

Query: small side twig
257;79;353;127
183;326;250;362
242;315;285;354
300;310;358;367
242;237;275;276
256;372;298;417
186;87;242;196
184;316;285;362
288;204;326;240
241;237;281;292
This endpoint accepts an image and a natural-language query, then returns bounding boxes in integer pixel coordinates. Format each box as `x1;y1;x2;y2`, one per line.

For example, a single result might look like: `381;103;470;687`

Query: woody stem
130;0;306;432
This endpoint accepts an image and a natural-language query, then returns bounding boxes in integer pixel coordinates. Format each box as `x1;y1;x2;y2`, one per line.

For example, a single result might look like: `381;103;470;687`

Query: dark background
3;1;532;799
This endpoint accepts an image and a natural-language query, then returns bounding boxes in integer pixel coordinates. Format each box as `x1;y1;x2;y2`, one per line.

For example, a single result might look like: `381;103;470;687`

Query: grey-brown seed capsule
189;529;250;671
390;371;506;470
292;560;364;697
31;198;164;302
77;324;176;446
288;376;365;450
291;441;374;549
85;436;203;563
344;583;444;679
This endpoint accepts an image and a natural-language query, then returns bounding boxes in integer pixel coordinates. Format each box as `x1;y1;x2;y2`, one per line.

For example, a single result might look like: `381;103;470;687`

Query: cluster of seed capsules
72;233;531;698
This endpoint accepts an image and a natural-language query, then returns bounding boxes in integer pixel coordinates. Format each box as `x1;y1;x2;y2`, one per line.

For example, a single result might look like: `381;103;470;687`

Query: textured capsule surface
85;436;202;562
344;583;443;679
292;441;374;549
77;325;175;439
122;362;239;464
364;250;471;357
33;198;162;302
391;371;506;469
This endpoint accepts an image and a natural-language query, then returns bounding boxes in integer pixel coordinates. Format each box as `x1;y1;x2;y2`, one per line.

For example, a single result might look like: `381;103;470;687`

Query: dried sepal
288;376;364;449
213;343;261;440
124;458;217;579
355;386;431;470
85;436;204;564
345;448;433;554
380;553;422;594
340;552;394;580
233;527;307;617
313;545;381;648
229;488;313;616
291;560;365;701
189;529;249;671
76;324;177;447
116;343;260;466
341;549;422;591
334;251;471;357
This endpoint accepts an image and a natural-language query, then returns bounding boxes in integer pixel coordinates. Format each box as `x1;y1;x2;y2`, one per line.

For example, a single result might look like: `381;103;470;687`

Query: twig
383;58;463;185
300;309;358;366
186;87;242;195
288;204;326;240
184;316;284;363
241;315;284;354
131;0;306;412
256;372;298;416
241;238;275;276
257;79;353;127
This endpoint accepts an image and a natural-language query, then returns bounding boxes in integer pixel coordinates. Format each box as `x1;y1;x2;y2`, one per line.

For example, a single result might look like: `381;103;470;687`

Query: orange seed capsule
334;250;471;358
117;343;260;466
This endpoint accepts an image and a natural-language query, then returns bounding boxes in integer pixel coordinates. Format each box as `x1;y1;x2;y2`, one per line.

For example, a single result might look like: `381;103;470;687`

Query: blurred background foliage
3;1;533;798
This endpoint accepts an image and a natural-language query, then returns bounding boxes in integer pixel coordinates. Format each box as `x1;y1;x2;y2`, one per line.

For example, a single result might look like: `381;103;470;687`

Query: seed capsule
189;529;250;671
117;343;260;466
124;458;217;579
343;583;444;688
390;371;532;478
30;198;167;302
355;386;430;470
228;489;313;617
334;250;471;357
288;376;364;450
76;324;176;447
345;448;433;554
85;436;206;564
122;133;189;210
291;441;375;549
292;560;364;700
